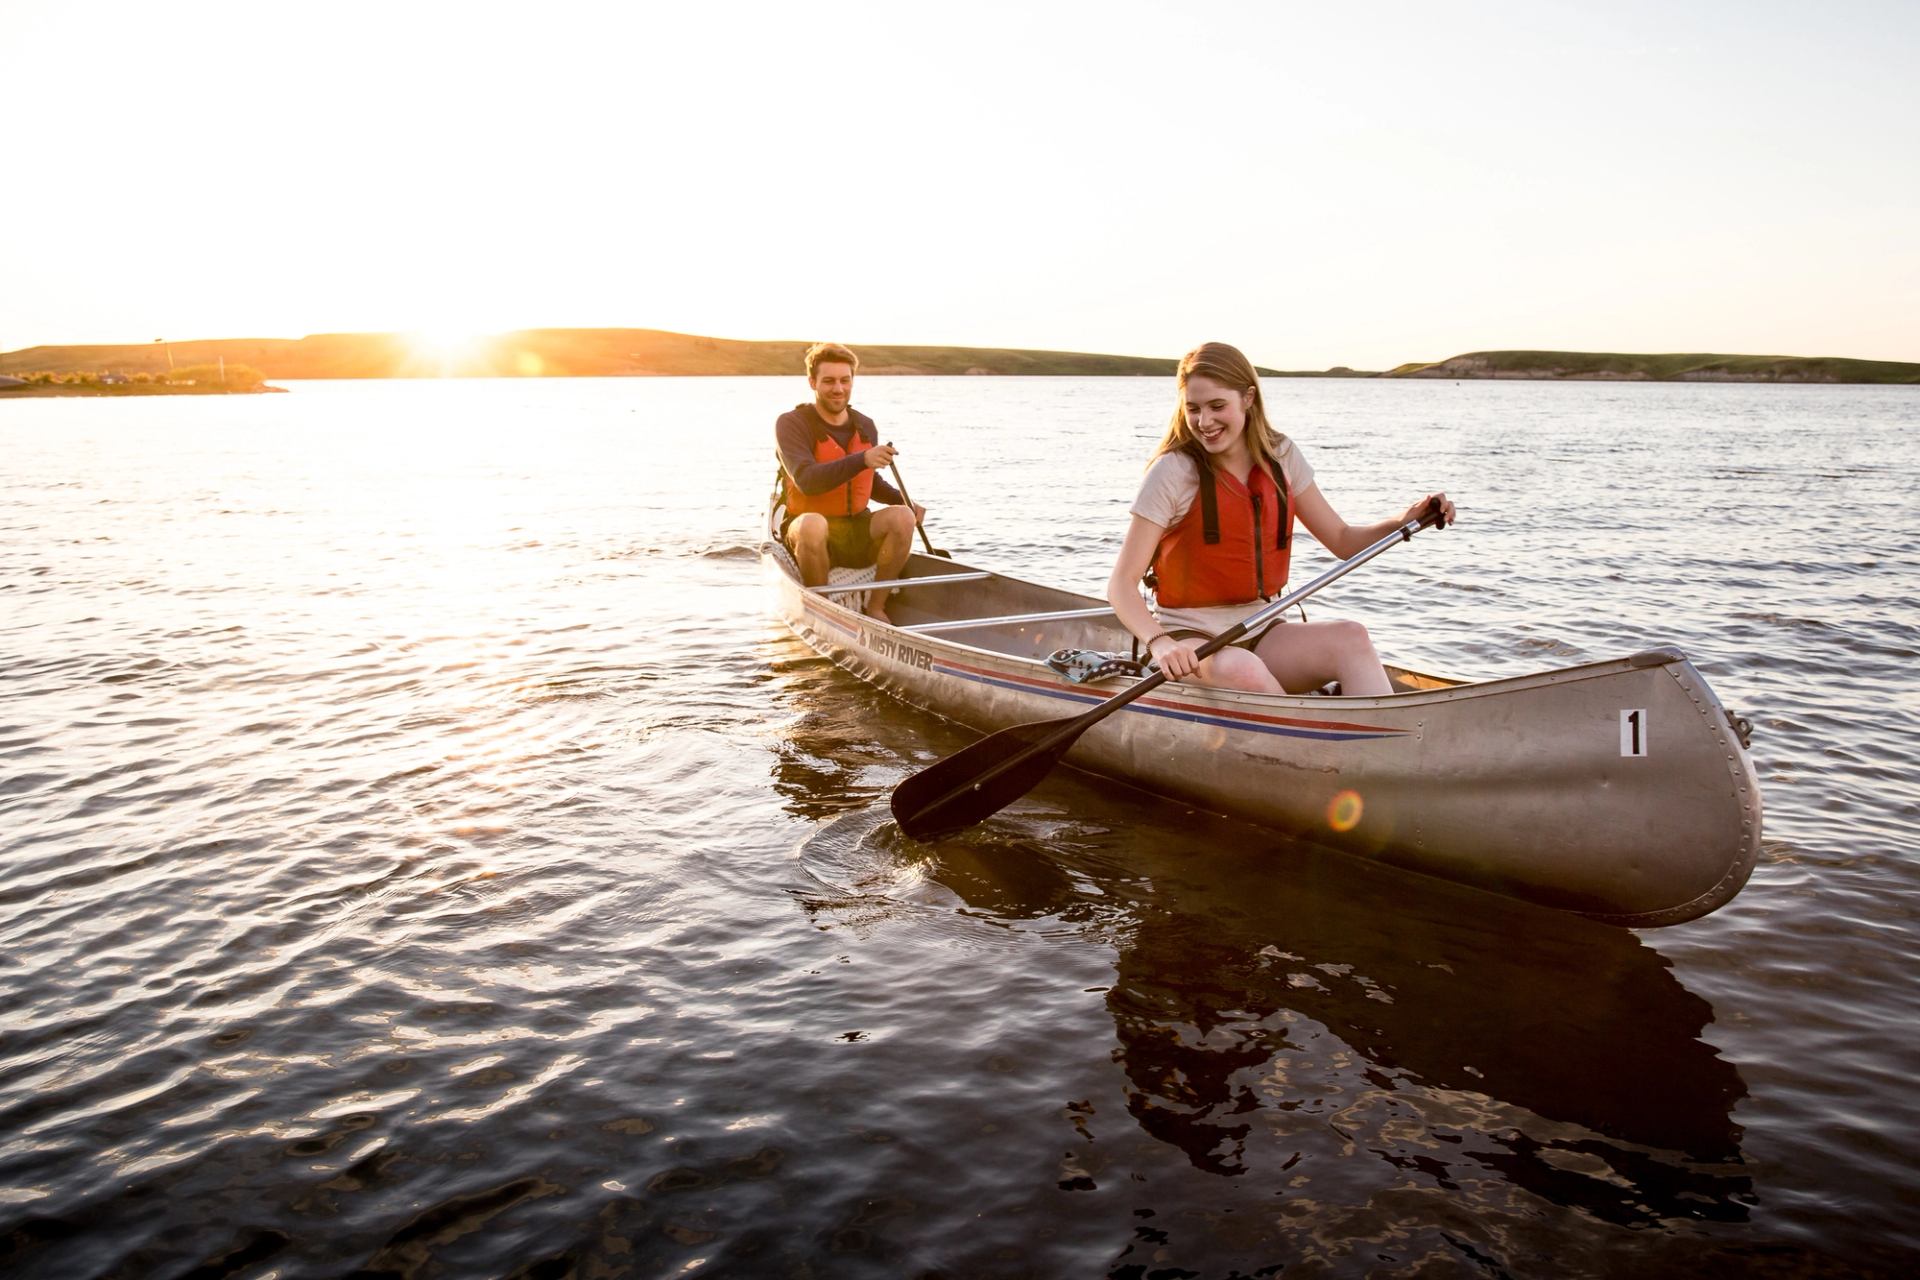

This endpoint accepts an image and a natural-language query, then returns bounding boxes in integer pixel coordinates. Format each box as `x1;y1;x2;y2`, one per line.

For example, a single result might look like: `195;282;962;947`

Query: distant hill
1383;350;1920;384
0;363;276;397
6;332;1911;385
0;329;1273;379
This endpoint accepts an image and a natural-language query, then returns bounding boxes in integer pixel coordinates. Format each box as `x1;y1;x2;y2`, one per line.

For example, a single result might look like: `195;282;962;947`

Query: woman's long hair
1150;342;1286;482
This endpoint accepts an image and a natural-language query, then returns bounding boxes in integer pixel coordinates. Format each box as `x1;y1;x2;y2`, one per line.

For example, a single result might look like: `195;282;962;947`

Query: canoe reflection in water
775;649;1752;1266
771;702;1751;1251
1093;831;1749;1193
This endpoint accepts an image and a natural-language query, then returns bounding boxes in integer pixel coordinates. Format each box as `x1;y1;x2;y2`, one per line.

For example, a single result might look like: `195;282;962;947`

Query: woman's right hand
1148;635;1200;681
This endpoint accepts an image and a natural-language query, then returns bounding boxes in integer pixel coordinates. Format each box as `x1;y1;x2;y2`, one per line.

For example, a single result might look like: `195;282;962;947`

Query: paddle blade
890;716;1085;840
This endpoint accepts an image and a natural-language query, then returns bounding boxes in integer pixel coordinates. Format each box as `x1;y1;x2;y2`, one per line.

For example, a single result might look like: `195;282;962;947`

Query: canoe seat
769;538;877;609
824;564;877;613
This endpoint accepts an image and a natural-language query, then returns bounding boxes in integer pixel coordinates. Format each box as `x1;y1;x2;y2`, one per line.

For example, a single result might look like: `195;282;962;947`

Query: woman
1105;343;1454;697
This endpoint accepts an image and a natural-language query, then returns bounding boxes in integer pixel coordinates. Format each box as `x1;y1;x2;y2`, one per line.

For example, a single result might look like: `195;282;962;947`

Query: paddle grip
1409;495;1449;537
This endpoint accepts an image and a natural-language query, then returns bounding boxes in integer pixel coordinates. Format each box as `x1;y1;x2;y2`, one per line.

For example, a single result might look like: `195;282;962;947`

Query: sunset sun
405;326;497;375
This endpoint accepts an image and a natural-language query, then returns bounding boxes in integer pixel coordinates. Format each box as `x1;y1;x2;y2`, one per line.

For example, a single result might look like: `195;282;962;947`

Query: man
775;342;925;623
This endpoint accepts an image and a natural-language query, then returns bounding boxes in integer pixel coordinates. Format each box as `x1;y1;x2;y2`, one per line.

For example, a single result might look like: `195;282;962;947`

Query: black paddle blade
890;715;1086;840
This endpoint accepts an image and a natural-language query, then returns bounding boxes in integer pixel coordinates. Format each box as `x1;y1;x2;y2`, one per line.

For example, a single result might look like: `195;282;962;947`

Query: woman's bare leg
1166;639;1285;693
1252;619;1392;696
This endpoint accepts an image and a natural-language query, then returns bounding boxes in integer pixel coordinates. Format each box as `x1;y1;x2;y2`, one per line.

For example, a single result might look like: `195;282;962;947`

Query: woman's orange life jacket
783;418;875;518
1151;451;1293;609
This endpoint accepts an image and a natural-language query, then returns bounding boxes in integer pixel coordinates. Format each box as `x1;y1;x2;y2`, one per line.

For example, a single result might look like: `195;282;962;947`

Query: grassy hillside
1384;350;1920;384
0;330;1238;380
9;332;1908;384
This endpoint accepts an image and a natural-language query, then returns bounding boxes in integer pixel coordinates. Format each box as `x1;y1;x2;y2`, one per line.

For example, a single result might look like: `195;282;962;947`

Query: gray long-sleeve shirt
775;403;903;505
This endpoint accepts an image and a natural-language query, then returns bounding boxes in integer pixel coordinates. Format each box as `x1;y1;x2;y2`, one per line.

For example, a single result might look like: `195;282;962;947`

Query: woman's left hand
1405;492;1456;528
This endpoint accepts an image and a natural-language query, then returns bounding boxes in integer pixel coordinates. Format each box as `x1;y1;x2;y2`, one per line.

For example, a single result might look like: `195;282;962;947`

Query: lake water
2;376;1916;1277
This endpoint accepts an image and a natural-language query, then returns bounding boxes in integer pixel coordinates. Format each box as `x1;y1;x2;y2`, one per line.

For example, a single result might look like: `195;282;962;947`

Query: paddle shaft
891;503;1448;836
1157;504;1449;673
886;454;949;558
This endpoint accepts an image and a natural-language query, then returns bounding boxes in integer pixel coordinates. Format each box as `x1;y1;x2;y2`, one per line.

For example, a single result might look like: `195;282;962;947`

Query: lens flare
1327;789;1364;832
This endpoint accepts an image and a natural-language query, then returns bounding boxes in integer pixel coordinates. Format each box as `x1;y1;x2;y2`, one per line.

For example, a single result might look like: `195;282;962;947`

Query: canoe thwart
810;571;992;597
901;606;1118;635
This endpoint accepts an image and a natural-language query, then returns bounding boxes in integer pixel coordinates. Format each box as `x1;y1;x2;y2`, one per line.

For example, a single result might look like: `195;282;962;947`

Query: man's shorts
784;510;876;568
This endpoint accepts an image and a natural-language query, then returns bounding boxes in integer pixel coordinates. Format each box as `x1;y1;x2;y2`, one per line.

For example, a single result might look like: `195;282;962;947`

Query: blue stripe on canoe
934;663;1406;742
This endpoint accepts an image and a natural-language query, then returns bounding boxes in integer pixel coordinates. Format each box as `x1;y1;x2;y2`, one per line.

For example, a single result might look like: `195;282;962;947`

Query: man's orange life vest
1151;451;1292;609
783;417;875;518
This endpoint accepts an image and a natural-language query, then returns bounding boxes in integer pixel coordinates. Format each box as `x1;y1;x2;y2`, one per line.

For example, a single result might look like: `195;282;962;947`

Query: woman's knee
1298;619;1375;662
1329;618;1375;653
1199;647;1280;692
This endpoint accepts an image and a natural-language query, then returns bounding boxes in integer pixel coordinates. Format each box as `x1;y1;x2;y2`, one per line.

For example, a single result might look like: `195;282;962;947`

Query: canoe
763;525;1761;928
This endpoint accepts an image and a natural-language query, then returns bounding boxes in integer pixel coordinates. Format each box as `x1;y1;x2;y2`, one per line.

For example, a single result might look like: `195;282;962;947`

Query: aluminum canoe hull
765;546;1761;927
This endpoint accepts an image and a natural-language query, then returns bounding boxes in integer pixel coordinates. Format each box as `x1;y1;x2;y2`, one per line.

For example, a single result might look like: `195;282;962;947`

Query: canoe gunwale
779;541;1732;711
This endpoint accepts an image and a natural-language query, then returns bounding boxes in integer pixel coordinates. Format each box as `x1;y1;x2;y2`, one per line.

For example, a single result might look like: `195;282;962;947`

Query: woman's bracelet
1143;632;1174;650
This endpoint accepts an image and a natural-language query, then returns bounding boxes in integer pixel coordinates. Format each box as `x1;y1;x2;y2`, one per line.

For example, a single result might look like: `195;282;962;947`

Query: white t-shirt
1129;439;1317;636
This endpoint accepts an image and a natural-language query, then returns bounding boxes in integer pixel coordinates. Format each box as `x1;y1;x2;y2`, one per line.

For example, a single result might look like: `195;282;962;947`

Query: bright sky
3;0;1915;369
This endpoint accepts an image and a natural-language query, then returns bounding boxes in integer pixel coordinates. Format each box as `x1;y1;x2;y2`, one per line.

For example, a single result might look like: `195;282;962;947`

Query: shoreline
5;329;1912;385
0;384;286;398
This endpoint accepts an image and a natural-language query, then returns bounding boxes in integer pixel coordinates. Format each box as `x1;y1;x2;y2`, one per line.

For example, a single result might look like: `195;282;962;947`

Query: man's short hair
805;342;859;379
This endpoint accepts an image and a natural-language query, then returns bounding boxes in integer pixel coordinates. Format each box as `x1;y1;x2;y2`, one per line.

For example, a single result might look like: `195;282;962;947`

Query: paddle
889;499;1450;841
886;453;950;558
